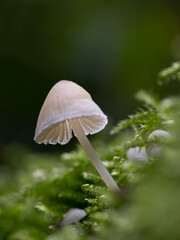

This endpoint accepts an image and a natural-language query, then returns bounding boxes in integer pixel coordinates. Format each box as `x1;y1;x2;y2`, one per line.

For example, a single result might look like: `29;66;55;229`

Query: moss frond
158;61;180;84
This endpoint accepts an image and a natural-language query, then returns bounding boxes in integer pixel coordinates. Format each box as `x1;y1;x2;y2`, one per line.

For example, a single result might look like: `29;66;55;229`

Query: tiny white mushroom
61;208;86;227
146;129;171;157
34;80;119;192
147;129;170;141
126;147;148;162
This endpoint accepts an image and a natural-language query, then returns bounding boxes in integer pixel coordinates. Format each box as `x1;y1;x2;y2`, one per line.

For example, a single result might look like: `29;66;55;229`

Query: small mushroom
34;80;119;192
146;129;171;157
126;147;148;162
50;208;86;231
60;208;86;227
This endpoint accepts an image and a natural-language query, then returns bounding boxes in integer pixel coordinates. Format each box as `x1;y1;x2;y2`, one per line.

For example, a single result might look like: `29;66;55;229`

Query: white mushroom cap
147;129;170;142
146;129;171;157
34;80;108;145
61;208;86;226
126;147;148;162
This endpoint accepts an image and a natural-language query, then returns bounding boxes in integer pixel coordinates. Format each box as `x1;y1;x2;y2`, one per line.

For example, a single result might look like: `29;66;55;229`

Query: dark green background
0;0;180;148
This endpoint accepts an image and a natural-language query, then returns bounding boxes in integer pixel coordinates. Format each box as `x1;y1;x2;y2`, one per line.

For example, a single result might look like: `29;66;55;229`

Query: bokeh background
0;0;180;150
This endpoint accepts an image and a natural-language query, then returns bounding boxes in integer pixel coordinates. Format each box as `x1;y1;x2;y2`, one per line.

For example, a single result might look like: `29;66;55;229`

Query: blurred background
0;0;180;150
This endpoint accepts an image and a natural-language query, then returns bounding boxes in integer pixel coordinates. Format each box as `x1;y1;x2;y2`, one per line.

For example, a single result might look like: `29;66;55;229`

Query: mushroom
60;208;86;227
34;80;119;192
50;208;86;231
126;147;148;162
146;129;171;157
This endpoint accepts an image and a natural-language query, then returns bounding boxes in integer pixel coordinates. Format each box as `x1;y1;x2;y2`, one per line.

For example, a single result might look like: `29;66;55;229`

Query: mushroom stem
70;118;119;192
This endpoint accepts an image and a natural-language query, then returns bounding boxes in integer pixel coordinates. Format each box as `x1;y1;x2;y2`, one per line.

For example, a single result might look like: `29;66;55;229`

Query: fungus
34;80;119;192
60;208;86;227
146;129;171;157
126;147;148;162
50;208;86;230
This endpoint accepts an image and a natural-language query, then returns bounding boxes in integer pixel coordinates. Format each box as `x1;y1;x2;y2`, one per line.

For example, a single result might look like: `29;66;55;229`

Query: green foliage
111;109;162;135
158;61;180;84
1;63;180;239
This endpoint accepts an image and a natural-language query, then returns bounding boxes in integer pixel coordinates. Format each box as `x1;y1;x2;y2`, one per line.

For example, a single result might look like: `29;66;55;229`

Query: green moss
1;63;180;239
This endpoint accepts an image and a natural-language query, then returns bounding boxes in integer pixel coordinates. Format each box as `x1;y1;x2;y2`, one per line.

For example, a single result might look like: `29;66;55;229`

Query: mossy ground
0;63;180;240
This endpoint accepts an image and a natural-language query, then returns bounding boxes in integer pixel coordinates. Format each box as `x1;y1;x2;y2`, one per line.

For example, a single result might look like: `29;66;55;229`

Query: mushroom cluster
34;80;119;192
